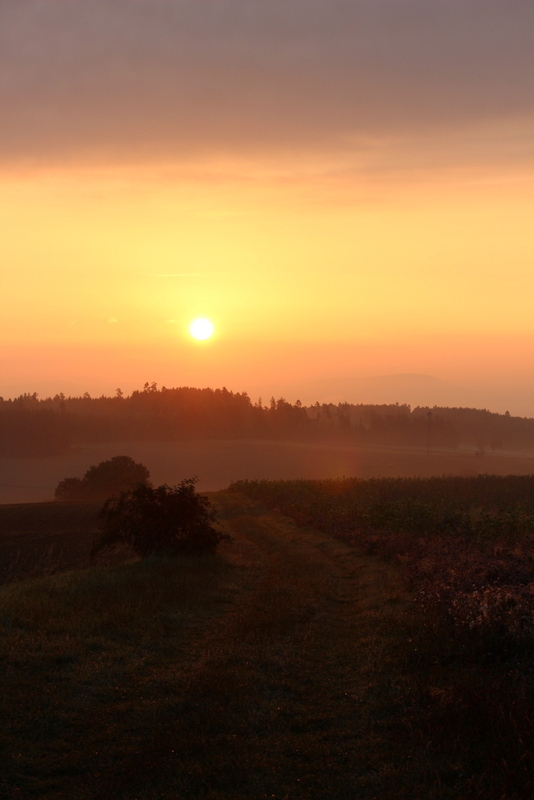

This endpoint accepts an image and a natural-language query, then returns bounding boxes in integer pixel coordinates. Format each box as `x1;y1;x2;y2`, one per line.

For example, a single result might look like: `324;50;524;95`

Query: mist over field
4;441;534;505
2;383;534;503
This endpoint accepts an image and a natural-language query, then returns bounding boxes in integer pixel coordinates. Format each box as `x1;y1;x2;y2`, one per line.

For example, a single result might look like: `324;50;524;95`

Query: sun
189;317;214;340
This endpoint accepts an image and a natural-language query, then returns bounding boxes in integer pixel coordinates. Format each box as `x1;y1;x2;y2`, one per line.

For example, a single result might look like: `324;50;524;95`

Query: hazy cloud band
2;0;534;167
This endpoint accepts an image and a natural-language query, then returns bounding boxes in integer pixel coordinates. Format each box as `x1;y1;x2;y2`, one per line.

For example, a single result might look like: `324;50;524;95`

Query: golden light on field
189;318;215;341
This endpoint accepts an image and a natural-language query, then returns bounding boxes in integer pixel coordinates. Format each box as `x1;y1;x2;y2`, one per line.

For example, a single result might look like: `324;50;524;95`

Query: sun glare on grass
189;317;214;340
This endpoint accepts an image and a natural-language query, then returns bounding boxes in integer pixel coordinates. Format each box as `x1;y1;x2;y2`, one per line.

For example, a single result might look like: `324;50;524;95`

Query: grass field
1;489;534;798
2;438;534;504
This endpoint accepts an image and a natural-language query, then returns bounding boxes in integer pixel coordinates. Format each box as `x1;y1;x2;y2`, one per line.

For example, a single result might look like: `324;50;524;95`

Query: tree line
1;383;533;457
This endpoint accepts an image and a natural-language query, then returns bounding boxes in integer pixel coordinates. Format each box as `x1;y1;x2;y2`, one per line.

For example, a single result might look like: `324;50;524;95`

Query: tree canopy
55;456;150;501
3;384;534;458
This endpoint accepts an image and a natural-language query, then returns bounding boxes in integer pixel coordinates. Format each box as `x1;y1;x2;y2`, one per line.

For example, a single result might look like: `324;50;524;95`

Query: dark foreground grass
0;501;101;583
2;491;533;798
0;547;252;799
232;479;534;799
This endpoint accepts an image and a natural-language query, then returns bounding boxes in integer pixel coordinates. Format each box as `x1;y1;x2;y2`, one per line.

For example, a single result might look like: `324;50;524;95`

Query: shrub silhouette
55;456;150;501
92;478;228;558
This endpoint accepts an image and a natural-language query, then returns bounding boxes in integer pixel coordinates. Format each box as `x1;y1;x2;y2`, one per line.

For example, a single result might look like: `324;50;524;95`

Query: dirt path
2;492;442;800
93;491;427;799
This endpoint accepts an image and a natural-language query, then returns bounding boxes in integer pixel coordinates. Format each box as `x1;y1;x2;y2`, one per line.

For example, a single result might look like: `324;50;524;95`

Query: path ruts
95;491;428;799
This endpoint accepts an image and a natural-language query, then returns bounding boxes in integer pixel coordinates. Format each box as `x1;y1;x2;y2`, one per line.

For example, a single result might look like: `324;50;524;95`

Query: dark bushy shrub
55;456;150;501
92;478;228;558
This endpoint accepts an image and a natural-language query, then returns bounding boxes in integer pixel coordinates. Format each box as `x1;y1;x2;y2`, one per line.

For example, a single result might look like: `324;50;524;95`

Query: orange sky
2;1;534;413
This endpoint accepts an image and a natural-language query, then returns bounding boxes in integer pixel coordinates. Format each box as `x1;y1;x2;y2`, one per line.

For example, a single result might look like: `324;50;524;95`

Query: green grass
2;491;534;799
0;550;250;799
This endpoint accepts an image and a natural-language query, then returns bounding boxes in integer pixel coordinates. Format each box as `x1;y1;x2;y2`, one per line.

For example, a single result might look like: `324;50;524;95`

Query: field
2;438;534;503
1;480;534;798
0;502;101;584
232;475;534;643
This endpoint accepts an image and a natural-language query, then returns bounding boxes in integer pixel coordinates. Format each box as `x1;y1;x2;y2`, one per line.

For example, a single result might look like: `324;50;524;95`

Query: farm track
1;493;455;798
94;492;422;799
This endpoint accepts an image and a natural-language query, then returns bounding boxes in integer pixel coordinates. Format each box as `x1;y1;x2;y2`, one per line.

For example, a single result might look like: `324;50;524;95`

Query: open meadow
1;479;534;799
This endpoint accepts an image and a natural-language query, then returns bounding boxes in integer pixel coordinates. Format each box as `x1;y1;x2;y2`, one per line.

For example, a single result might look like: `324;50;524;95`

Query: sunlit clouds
1;1;534;411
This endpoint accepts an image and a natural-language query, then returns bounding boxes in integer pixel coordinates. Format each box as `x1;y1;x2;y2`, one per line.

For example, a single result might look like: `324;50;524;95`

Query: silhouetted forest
1;383;533;457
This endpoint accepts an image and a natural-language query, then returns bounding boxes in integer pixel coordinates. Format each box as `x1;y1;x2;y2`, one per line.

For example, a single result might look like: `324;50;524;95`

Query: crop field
229;476;534;795
231;475;534;644
2;438;534;504
0;502;102;584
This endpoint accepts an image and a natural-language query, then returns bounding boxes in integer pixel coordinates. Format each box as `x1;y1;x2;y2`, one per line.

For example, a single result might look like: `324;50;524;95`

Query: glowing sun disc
189;317;214;340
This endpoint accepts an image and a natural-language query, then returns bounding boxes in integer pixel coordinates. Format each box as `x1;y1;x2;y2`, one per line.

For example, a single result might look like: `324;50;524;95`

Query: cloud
1;0;533;169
